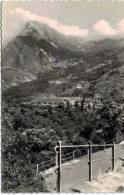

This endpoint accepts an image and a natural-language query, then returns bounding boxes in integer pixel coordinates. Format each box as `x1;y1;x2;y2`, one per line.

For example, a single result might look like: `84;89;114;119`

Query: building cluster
21;95;107;115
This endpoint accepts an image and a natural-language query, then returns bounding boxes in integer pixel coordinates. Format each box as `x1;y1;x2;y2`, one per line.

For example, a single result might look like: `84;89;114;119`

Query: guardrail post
56;141;61;192
88;141;92;181
73;151;75;159
104;142;105;152
36;164;39;174
55;149;58;167
112;141;115;171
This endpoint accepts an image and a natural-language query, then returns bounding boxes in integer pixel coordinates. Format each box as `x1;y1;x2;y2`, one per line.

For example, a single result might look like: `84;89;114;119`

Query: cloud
94;19;124;36
117;19;124;33
94;20;117;36
11;8;89;37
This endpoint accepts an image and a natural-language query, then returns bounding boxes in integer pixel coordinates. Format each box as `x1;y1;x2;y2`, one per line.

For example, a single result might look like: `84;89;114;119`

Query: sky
2;1;124;43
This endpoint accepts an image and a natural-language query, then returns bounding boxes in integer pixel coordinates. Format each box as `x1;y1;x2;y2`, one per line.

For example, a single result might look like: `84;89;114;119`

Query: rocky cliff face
2;21;83;90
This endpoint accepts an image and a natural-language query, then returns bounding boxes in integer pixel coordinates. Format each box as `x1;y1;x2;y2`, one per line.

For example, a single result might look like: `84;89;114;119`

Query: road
42;144;124;192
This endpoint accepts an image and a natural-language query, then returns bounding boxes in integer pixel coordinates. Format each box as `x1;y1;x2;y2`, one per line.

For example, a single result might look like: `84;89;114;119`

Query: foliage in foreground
2;98;124;192
2;133;48;192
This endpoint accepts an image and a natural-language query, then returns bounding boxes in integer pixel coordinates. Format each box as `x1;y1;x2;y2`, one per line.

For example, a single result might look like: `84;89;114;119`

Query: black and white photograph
1;0;124;193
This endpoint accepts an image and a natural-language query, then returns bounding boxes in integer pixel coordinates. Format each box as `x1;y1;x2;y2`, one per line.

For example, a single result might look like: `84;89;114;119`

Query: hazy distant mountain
2;21;124;102
2;21;83;90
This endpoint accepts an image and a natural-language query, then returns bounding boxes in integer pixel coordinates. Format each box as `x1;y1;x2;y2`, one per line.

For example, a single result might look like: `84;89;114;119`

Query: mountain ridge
2;21;124;102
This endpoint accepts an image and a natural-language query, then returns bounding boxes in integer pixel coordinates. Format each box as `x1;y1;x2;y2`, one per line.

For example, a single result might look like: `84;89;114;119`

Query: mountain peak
21;21;52;40
20;21;86;53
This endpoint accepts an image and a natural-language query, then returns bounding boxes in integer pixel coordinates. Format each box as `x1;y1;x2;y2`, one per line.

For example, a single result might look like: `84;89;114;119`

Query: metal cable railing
35;147;87;173
35;141;124;175
38;158;55;166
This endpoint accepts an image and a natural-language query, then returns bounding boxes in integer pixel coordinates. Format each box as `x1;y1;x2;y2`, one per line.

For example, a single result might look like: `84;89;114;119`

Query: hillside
3;46;124;103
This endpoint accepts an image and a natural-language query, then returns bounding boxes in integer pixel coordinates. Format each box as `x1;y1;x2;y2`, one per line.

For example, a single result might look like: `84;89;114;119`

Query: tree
2;133;48;192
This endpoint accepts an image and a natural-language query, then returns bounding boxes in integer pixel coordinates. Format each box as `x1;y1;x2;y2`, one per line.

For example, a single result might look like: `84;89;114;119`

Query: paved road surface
43;144;124;192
